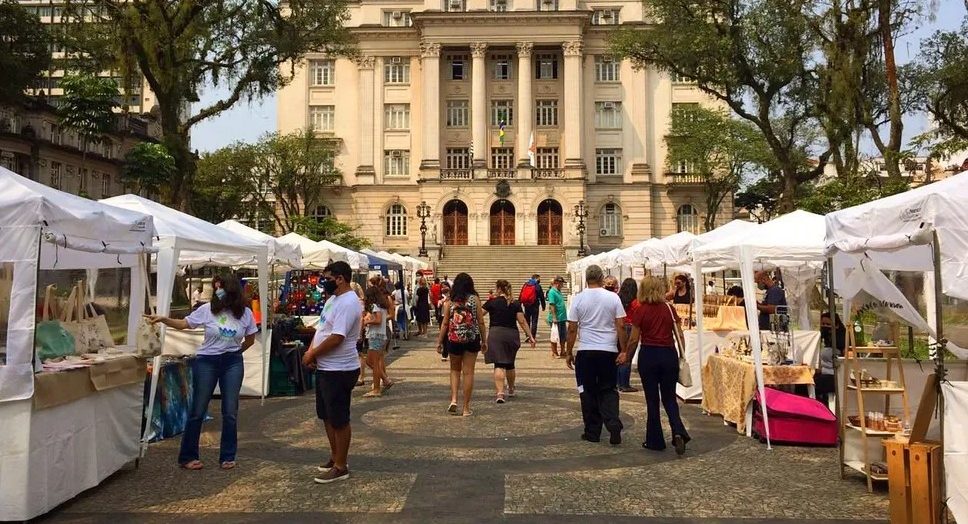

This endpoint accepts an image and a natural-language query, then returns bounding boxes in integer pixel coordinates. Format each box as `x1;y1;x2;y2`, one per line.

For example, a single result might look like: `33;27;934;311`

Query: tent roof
826;170;968;300
101;194;265;257
317;239;369;271
364;252;403;271
695;210;826;267
0;168;155;254
276;232;339;269
213;220;303;268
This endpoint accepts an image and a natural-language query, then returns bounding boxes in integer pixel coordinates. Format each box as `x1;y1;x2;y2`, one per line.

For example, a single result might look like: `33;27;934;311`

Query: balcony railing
487;168;516;179
439;169;473;180
666;172;706;185
532;168;564;179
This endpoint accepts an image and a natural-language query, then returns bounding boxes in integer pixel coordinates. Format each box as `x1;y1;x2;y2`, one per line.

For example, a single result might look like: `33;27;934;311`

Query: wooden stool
883;438;943;524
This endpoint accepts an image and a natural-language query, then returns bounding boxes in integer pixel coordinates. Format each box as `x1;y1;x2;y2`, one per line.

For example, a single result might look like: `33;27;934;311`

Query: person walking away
391;281;409;341
430;278;442;326
436;273;486;416
519;274;543;339
147;274;258;471
362;286;390;398
301;261;362;483
625;276;692;455
754;270;787;331
415;278;432;336
546;276;568;358
564;265;628;445
436;284;451;361
350;282;368;388
485;279;535;403
616;278;640;393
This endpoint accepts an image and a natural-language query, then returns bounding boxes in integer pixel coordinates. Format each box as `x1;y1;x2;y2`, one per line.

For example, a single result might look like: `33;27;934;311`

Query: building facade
276;0;728;258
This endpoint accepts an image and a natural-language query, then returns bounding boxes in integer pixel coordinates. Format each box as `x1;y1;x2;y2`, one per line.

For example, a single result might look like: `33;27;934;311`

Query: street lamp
417;201;431;257
574;199;588;257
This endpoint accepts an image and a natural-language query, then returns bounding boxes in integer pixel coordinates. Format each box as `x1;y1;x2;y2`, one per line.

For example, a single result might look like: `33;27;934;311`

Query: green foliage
906;21;968;144
192;143;258;224
60;0;354;209
735;177;784;223
291;216;370;252
0;1;51;104
798;175;908;215
58;74;118;145
121;143;176;198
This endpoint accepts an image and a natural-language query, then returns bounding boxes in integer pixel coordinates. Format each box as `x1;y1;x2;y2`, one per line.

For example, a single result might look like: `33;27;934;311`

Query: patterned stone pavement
44;331;890;523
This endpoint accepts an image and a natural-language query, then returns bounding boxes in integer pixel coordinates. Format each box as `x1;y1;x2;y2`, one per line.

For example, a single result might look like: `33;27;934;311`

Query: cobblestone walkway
47;334;889;523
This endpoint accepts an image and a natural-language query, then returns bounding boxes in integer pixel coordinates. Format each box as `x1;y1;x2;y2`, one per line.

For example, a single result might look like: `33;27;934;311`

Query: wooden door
490;200;516;245
537;199;563;245
443;200;468;245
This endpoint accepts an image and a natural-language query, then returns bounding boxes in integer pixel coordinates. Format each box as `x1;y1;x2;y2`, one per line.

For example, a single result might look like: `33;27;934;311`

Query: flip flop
363;390;382;398
180;460;203;470
462;410;473;417
447;403;458;414
382;381;395;392
220;461;236;470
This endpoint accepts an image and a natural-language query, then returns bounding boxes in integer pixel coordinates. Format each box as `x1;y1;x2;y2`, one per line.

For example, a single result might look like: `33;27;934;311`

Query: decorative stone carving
470;42;489;58
354;56;376;70
516;42;534;57
562;40;583;56
419;42;442;58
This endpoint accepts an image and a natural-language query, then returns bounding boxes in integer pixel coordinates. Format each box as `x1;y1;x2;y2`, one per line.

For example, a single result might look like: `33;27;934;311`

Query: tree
0;1;51;104
611;0;829;212
192;143;258;224
665;106;773;231
291;216;370;251
61;0;354;210
798;172;907;214
58;74;118;192
907;20;968;145
121;143;177;198
735;177;784;223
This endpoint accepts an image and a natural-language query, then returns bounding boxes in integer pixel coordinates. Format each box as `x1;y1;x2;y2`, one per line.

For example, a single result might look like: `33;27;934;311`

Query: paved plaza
46;334;889;523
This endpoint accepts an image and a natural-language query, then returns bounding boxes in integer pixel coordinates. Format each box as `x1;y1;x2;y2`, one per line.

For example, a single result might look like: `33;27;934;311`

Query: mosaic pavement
45;329;889;523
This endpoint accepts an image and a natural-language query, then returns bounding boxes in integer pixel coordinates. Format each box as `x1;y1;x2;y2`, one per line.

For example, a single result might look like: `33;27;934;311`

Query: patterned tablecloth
700;354;815;433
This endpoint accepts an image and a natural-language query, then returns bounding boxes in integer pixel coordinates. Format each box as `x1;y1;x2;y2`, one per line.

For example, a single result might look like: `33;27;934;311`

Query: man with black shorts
302;261;362;484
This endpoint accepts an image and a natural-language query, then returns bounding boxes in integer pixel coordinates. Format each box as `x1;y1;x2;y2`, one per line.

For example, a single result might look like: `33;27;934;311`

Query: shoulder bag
36;284;76;361
61;284;101;354
666;303;693;388
136;277;162;357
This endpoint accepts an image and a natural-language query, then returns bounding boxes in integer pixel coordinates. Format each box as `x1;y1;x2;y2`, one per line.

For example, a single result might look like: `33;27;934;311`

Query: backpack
519;283;538;306
447;297;478;344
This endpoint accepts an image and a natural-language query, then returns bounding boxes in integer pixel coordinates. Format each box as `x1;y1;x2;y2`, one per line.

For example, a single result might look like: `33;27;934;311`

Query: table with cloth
701;353;815;434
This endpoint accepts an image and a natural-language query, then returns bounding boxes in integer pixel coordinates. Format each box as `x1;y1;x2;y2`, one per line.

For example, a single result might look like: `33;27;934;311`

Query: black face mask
321;279;338;296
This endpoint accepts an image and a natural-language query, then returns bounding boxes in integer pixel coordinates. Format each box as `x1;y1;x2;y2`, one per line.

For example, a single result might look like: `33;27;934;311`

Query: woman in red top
616;278;640;393
625;276;692;455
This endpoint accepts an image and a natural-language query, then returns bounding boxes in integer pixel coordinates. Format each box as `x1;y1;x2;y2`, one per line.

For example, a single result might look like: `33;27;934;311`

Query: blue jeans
524;305;540;338
178;352;244;464
617;325;634;388
638;346;689;449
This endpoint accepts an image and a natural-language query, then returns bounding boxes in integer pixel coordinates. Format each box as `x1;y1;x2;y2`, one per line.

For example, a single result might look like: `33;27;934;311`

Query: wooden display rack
839;323;911;492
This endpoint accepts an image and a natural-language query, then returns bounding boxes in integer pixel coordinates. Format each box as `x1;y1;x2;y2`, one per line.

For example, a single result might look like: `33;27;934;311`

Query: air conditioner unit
448;0;462;10
602;56;613;63
602;102;615;110
391;56;402;64
391;151;403;159
601;10;613;19
600;228;609;236
392;10;403;19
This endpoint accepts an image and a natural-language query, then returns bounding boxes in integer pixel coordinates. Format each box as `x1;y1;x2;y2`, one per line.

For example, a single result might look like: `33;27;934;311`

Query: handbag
61;284;101;354
36;284;76;361
549;322;560;344
666;303;693;387
136;277;162;358
76;281;115;350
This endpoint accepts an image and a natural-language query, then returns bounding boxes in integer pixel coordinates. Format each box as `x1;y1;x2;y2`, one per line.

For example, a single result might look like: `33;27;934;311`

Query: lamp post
417;201;431;257
574;199;588;257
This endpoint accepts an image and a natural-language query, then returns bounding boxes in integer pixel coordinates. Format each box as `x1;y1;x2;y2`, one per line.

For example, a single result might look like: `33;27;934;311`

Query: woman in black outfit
484;279;535;403
665;274;693;304
436;273;486;416
415;278;431;336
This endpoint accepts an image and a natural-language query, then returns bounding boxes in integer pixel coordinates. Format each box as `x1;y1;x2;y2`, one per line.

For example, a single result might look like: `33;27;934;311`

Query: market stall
0;168;156;520
277;232;339;269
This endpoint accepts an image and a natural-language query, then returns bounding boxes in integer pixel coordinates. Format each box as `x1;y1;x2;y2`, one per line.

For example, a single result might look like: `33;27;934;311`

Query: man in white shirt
565;264;629;446
302;261;361;484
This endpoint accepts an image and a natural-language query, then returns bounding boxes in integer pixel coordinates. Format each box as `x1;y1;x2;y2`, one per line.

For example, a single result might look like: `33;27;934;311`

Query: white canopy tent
632;231;697;272
213;220;302;268
316;239;369;271
277;232;339;269
0;168;157;520
825;171;968;521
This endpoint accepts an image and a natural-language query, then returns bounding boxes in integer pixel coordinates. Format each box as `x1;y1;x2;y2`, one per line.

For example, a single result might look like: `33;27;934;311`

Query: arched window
677;204;699;234
312;205;333;223
385;203;408;237
600;202;622;237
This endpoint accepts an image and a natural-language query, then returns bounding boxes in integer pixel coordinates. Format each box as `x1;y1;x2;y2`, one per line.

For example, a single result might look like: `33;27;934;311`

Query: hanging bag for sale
36;284;76;361
136;277;162;358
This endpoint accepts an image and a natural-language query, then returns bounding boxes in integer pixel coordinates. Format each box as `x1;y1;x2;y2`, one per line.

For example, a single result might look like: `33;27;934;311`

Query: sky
189;2;967;154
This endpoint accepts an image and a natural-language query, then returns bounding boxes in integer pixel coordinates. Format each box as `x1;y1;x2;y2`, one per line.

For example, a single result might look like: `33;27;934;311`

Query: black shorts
448;337;481;355
494;362;515;370
315;369;360;428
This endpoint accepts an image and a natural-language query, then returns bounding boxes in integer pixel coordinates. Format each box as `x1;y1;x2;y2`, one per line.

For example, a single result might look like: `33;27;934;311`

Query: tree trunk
878;0;904;181
779;167;798;213
158;100;193;210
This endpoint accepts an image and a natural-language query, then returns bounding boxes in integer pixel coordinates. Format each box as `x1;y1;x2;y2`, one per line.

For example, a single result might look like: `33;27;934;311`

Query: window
491;147;514;169
536;99;558;127
671;72;695;83
595;148;622;176
50;162;61;189
592;8;620;24
536;147;559;169
594;101;622;129
490;0;509;11
384;150;411;176
449;55;467;80
677;204;699;234
313;205;333;223
536;54;558;80
310;59;335;86
600;203;622;237
386;204;408;236
672;102;700;124
492;54;512;80
446;100;469;127
537;0;558;11
674;160;694;174
595;56;620;82
491;99;513;126
101;172;111;197
384;58;410;84
383;10;413;26
446;148;471;169
384;104;410;130
309;105;335;132
445;0;465;11
78;168;88;194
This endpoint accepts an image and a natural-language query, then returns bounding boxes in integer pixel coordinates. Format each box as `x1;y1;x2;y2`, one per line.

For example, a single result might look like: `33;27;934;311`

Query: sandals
363;390;382;398
495;393;506;404
355;380;365;387
220;461;236;470
462;409;473;417
382;381;395;393
447;402;458;414
180;460;203;470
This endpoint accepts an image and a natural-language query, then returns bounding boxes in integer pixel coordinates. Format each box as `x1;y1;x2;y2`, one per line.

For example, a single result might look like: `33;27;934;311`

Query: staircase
435;246;568;296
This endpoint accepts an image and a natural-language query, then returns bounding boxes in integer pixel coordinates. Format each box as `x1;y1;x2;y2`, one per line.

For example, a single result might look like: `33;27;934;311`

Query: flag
498;121;506;146
527;131;536;167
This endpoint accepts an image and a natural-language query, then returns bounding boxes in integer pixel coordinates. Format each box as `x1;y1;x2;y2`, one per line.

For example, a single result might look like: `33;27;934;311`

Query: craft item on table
705;301;747;331
136;277;162;358
74;281;115;351
36;284;77;362
869;462;888;476
850;369;881;388
61;284;102;354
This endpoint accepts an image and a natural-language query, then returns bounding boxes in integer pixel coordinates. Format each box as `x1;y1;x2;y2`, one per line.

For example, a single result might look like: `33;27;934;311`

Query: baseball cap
553;275;565;283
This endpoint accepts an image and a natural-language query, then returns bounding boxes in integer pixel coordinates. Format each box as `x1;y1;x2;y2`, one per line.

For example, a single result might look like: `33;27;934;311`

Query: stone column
471;42;488;168
355;56;376;176
420;42;442;170
515;42;534;167
562;40;584;170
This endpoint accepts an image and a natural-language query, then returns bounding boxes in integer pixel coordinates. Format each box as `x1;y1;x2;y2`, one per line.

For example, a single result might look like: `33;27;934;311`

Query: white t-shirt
567;287;625;353
313;290;363;371
365;304;387;339
184;303;259;356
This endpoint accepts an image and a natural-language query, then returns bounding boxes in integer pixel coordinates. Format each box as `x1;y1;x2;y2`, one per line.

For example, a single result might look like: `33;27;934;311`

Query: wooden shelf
845;460;889;481
846;384;906;393
845;423;902;436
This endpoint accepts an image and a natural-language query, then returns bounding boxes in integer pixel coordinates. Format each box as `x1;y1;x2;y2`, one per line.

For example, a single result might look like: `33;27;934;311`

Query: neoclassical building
276;0;728;258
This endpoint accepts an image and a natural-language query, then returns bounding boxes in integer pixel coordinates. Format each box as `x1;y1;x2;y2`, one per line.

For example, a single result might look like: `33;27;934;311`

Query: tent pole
827;256;845;480
931;230;947;521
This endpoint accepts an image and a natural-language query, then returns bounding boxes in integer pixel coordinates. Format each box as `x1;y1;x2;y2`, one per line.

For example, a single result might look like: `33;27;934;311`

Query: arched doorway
442;199;468;245
490;200;515;245
536;199;563;245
